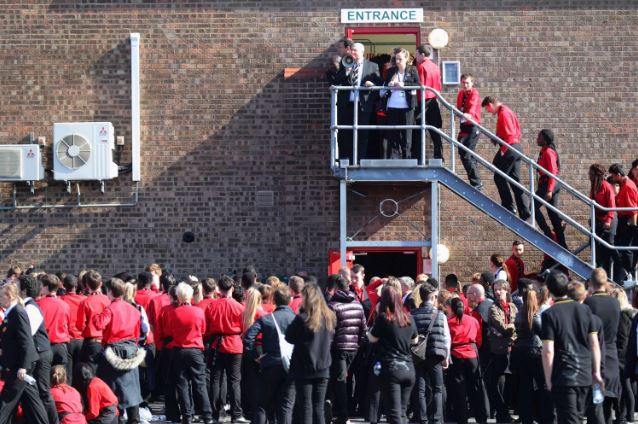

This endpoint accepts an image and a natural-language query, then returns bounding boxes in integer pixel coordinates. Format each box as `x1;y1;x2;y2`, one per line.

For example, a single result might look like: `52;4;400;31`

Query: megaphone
341;54;355;68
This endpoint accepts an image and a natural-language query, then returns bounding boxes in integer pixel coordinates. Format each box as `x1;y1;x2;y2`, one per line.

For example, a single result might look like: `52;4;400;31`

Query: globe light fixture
428;28;449;49
430;244;450;264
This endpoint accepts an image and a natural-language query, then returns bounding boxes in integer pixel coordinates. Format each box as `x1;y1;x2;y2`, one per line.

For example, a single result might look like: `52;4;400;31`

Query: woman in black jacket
511;278;553;424
368;285;418;424
285;283;336;424
615;287;636;424
382;48;420;159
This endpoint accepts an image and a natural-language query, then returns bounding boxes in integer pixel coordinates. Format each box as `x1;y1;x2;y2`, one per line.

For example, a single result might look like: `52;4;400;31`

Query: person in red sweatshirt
166;282;214;424
50;365;87;424
456;73;482;188
37;274;71;368
589;163;620;279
196;278;217;312
288;276;304;313
76;270;110;369
504;240;526;293
154;287;180;423
414;44;443;161
61;275;86;386
482;96;531;221
534;129;567;249
609;163;638;280
93;278;143;424
205;276;247;423
133;272;157;312
76;363;118;424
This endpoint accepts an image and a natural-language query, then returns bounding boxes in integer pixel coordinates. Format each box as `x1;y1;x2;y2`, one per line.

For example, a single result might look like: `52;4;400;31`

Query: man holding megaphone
333;42;382;164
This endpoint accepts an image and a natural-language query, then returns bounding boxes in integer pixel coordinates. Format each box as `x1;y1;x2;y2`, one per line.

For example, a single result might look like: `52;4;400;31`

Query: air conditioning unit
0;145;45;181
53;122;118;181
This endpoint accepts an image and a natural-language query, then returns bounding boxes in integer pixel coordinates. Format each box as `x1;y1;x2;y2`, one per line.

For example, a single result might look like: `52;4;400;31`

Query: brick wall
0;1;636;281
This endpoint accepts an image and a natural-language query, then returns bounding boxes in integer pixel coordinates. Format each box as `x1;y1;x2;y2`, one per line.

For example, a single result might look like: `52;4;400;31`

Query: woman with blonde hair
285;283;336;424
241;287;264;419
613;287;636;423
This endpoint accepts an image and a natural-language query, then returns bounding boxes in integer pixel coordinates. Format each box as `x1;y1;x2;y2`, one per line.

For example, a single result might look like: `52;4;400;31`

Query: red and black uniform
415;58;443;159
492;104;530;220
37;294;71;367
535;145;567;248
457;87;482;187
77;291;110;367
615;177;638;278
447;313;488;424
166;304;213;422
505;255;525;293
146;292;171;346
205;297;245;421
50;384;87;424
92;298;142;417
590;180;619;276
154;302;181;422
85;377;118;423
62;292;86;385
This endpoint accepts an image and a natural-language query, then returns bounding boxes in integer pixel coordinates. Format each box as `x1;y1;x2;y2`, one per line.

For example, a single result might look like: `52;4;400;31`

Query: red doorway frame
345;26;422;46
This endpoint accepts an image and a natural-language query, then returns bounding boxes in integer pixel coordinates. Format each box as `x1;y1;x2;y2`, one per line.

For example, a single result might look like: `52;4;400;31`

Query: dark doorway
353;250;419;283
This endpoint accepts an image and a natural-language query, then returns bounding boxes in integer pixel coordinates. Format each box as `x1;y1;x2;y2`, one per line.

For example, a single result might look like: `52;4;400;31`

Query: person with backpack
410;283;450;424
244;285;297;424
535;129;567;248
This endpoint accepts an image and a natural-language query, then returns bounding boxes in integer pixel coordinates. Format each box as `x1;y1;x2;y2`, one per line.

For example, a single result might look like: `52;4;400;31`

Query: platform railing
330;85;638;270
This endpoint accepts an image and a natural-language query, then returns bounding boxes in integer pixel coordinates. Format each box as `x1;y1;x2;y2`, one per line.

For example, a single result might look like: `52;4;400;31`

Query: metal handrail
329;85;638;267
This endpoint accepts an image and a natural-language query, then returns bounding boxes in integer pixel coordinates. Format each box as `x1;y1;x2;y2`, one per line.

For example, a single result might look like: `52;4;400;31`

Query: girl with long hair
612;287;636;424
76;363;118;424
447;297;489;424
589;163;621;278
487;280;517;423
489;254;511;282
241;287;264;420
511;278;553;424
368;286;418;424
285;283;336;424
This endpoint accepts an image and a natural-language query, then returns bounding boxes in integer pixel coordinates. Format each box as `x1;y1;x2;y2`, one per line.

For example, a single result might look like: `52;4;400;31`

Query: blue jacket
244;305;296;370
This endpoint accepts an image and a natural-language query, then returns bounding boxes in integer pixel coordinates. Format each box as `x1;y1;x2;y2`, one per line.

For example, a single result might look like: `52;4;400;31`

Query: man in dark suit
334;42;381;164
0;283;49;424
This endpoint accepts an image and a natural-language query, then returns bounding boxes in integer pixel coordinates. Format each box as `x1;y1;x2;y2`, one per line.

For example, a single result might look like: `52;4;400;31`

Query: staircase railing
330;85;638;271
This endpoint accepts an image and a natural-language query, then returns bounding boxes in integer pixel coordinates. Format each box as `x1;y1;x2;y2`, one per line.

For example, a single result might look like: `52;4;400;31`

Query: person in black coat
285;283;336;424
382;48;420;159
0;283;49;424
612;287;636;424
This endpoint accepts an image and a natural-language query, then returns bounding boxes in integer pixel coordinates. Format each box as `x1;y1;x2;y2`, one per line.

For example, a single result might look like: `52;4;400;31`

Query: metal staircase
329;84;638;280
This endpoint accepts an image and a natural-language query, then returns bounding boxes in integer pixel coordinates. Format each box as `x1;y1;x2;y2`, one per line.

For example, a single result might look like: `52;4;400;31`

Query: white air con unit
53;122;118;181
0;144;45;181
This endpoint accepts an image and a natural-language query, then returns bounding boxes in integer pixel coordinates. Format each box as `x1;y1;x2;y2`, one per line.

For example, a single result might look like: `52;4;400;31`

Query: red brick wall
0;2;636;281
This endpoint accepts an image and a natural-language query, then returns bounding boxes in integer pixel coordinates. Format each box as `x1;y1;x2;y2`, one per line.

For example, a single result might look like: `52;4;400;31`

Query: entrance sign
341;8;424;24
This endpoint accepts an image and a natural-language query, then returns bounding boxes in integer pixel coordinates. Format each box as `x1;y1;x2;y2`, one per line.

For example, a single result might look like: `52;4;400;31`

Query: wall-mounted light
428;28;449;49
429;244;450;264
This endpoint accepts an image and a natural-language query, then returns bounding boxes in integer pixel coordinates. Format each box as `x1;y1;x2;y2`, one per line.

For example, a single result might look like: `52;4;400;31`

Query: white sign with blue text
341;8;424;24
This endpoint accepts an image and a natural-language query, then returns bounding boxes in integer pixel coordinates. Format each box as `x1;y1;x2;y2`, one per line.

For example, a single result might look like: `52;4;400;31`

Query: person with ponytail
446;296;489;424
285;283;336;424
511;278;553;424
367;286;418;424
50;365;87;424
76;363;118;424
535;129;567;248
589;163;621;279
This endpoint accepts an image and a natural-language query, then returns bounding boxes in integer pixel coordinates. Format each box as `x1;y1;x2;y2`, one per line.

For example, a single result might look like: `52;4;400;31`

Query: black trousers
240;349;260;419
89;404;118;424
493;143;530;220
253;364;295;424
158;348;180;422
386;107;415;159
339;104;374;163
34;349;60;424
535;182;567;249
296;377;329;424
379;360;415;424
617;375;634;423
413;99;443;160
174;348;212;421
67;338;83;387
458;126;481;187
487;353;511;420
552;385;588;424
211;352;243;420
616;216;638;279
81;339;104;371
516;351;554;424
414;358;444;424
592;218;621;281
449;356;489;424
329;349;357;421
0;364;49;424
51;342;68;367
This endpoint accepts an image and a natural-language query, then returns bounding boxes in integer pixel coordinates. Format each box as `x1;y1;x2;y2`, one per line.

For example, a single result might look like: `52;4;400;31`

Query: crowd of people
328;38;638;284
0;252;638;424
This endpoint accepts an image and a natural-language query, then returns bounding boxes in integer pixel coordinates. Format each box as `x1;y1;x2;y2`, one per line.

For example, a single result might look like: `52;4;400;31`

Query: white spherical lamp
428;28;449;49
430;244;450;264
